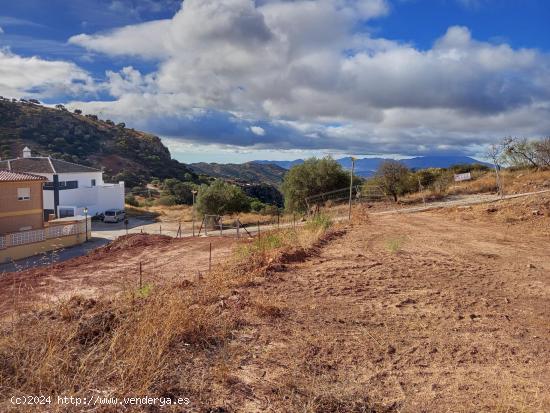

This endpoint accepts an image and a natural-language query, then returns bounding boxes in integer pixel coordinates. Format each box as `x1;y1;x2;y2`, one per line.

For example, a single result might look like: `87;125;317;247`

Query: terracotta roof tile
0;170;48;182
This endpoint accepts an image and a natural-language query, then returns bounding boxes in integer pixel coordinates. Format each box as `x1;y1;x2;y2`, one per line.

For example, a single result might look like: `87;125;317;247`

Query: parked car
103;209;126;223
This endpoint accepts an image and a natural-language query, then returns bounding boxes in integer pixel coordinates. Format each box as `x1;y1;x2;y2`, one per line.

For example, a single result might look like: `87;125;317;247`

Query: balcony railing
0;220;87;250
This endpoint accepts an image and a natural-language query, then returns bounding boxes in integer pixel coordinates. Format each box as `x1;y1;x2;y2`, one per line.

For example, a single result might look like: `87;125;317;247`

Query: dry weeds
0;218;335;412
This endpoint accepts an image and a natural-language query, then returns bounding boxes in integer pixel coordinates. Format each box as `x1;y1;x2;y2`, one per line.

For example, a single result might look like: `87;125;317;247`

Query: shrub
161;179;196;205
250;198;267;212
125;195;139;207
305;214;332;231
157;195;177;206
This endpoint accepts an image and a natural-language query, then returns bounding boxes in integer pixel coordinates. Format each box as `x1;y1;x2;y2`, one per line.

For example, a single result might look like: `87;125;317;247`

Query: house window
17;187;31;201
59;208;75;218
91;179;96;187
65;181;78;189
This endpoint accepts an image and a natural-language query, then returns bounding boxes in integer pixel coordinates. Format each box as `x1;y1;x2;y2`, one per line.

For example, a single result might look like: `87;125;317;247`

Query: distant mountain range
254;156;491;177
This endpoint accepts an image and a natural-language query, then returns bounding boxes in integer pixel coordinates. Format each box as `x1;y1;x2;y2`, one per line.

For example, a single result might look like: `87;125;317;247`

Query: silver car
103;209;126;223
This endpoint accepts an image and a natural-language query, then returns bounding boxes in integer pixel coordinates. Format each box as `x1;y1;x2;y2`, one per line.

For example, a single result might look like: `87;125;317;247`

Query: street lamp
83;207;89;241
192;190;198;237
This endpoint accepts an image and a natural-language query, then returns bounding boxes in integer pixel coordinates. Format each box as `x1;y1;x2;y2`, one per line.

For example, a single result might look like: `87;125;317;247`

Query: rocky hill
0;98;196;187
190;161;287;187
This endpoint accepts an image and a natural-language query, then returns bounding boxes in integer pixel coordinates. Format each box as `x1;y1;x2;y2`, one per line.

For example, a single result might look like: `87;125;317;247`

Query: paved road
91;217;298;240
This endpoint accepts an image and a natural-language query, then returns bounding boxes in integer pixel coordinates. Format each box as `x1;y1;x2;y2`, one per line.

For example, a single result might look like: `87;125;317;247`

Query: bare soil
217;200;550;412
0;234;239;319
2;194;549;412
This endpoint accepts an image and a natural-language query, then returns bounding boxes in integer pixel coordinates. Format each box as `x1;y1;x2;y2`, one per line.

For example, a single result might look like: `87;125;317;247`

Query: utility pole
348;157;356;220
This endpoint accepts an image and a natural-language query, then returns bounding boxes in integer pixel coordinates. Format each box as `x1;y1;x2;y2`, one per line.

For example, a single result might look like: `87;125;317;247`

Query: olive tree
281;157;349;212
375;160;412;202
196;180;250;215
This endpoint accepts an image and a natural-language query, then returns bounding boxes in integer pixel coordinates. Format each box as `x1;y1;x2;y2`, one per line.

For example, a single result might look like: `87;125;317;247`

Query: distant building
0;170;47;234
0;147;124;219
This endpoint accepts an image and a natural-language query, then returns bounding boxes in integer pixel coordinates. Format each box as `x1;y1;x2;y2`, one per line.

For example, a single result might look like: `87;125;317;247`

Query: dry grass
0;217;335;412
447;168;550;196
385;237;406;254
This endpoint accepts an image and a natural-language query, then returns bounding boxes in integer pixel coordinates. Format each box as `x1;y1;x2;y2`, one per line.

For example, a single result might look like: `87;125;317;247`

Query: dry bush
0;218;336;412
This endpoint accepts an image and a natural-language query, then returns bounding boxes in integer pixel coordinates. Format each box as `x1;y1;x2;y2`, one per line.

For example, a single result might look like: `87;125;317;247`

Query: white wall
38;171;124;217
57;182;125;217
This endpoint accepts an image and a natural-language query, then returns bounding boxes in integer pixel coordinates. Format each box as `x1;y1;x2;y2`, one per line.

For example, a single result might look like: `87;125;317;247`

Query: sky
0;0;549;163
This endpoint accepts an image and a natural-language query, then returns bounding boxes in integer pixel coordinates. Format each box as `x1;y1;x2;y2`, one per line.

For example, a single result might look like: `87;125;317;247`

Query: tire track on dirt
225;213;549;412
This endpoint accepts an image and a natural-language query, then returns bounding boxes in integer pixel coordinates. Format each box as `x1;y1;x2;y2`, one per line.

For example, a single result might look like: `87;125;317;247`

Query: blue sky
0;0;549;163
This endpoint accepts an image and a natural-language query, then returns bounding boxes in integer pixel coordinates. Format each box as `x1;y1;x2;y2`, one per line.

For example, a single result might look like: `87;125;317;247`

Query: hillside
255;156;491;177
190;161;287;186
0;99;196;187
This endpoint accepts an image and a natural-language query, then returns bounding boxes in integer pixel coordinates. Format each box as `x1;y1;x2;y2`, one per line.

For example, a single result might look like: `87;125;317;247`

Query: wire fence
105;212;306;240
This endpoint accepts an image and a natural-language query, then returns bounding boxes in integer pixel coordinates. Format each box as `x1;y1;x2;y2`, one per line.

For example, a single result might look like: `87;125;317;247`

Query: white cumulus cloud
0;48;95;99
250;126;266;136
64;0;550;156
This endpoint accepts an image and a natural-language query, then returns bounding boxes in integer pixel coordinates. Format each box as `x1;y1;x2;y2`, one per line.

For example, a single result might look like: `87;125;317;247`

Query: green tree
281;157;349;212
162;178;196;205
375;160;412;202
196;180;251;215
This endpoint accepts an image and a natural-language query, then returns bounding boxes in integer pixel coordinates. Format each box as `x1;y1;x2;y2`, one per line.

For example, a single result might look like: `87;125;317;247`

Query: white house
0;147;124;219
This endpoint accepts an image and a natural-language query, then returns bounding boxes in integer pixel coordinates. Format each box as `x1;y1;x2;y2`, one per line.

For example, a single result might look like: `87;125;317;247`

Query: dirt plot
1;195;549;412
219;202;550;411
0;234;239;318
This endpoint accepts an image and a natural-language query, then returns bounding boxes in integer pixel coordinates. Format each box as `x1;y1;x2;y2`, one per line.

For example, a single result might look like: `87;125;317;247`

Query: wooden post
198;217;204;236
159;224;162;235
277;213;280;229
209;242;212;273
293;213;296;229
219;216;223;237
204;217;208;236
236;219;240;238
348;157;355;220
257;221;260;238
139;261;142;289
418;176;426;205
